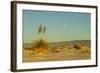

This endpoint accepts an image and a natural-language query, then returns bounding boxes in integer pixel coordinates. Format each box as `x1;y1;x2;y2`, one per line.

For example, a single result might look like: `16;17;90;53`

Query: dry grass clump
80;47;90;54
51;47;59;53
33;39;48;49
73;44;90;54
31;39;49;55
73;44;82;50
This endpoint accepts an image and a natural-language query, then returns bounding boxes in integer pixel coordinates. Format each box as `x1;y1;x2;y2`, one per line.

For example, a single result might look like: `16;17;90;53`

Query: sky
22;10;91;43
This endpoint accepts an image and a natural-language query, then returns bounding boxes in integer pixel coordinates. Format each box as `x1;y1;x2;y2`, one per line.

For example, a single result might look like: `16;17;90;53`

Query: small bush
33;39;48;49
51;47;59;53
73;44;82;50
80;47;90;53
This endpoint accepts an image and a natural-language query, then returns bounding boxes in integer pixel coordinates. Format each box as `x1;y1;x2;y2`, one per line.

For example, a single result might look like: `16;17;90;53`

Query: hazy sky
22;10;91;43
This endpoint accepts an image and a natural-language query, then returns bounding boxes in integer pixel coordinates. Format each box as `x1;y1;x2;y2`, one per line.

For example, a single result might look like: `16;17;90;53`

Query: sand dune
23;40;91;62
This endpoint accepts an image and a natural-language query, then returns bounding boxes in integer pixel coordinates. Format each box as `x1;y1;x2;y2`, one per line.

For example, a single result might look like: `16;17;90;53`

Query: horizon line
23;39;91;44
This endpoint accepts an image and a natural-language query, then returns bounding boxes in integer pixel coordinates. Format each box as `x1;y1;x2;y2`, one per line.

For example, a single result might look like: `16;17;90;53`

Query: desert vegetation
23;40;91;62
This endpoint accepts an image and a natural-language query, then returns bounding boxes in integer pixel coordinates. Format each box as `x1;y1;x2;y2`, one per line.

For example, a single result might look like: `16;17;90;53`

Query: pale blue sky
22;10;91;43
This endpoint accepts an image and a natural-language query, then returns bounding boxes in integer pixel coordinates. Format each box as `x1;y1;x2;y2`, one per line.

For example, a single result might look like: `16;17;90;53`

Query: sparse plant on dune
51;47;59;53
31;39;49;55
80;47;90;54
73;44;82;50
33;39;48;49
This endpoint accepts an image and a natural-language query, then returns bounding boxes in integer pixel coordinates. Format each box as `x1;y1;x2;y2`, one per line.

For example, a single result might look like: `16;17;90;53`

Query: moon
64;24;66;28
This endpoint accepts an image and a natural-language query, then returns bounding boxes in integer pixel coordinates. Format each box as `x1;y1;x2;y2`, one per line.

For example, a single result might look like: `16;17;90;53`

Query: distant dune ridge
23;40;90;48
23;40;91;62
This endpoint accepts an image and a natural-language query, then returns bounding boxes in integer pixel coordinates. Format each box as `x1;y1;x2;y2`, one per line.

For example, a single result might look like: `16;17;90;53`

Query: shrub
73;44;82;50
33;39;48;49
51;47;59;53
